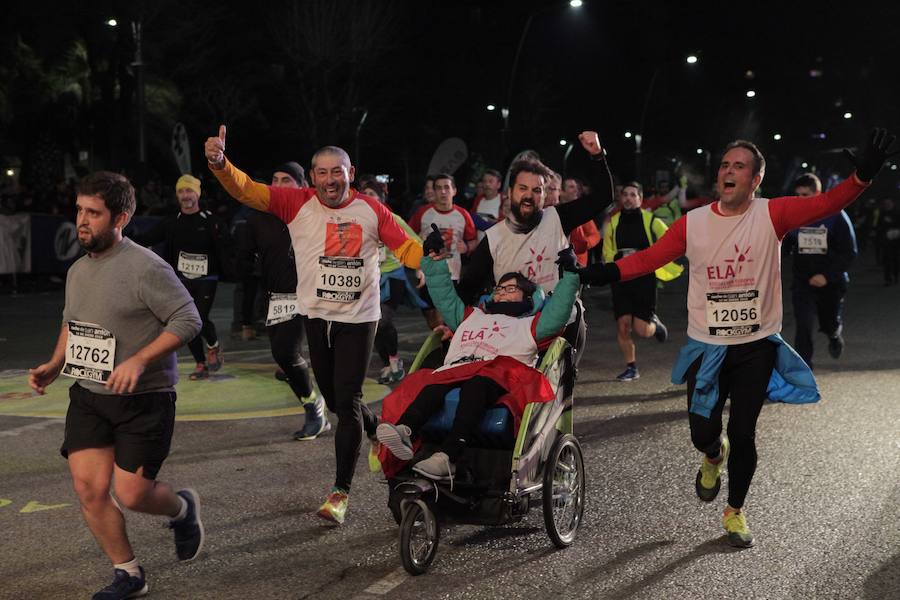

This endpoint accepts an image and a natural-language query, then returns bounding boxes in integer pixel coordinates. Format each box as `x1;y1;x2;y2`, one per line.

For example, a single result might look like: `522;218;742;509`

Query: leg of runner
615;315;639;381
791;283;817;367
269;317;327;441
184;279;221;379
304;317;377;524
816;281;846;358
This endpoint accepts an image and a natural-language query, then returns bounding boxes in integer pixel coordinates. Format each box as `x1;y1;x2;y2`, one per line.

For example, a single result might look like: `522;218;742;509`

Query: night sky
3;0;899;201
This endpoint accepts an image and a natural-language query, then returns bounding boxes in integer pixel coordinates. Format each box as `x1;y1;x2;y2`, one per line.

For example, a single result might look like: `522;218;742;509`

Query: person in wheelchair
376;232;580;482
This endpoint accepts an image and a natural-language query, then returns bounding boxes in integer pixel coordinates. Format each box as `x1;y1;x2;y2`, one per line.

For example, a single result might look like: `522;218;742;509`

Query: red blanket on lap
378;355;555;478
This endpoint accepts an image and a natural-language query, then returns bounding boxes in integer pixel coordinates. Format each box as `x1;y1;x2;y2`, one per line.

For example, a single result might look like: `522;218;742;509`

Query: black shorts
611;274;657;321
61;383;176;480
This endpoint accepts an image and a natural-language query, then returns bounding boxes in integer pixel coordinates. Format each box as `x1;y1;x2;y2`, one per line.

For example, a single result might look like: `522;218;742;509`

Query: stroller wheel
399;500;440;575
543;433;586;548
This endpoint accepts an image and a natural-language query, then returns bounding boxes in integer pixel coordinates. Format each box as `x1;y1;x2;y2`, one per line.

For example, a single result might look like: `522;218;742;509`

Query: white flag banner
0;214;31;274
171;122;191;174
427;138;468;176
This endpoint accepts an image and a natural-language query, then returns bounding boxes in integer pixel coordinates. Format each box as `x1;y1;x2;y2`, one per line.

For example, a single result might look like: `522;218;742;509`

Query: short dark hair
509;159;552;189
482;168;502;181
424;174;437;184
433;173;456;187
77;171;136;218
563;176;585;194
793;172;822;193
497;271;538;298
359;178;386;202
621;181;643;197
723;140;766;176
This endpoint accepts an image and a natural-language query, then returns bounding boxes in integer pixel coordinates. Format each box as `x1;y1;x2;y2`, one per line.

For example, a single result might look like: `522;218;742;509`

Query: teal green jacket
420;256;579;340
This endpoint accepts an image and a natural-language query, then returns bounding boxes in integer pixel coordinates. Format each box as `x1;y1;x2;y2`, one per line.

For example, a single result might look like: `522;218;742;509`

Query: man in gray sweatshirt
28;171;205;600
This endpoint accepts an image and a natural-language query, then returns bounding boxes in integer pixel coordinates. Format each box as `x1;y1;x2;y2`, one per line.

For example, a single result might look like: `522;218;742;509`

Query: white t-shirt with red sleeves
268;188;413;324
409;204;476;280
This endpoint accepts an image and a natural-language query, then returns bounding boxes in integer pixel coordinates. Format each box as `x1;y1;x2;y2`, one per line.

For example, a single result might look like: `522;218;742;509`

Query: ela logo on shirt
707;244;753;280
523;246;549;279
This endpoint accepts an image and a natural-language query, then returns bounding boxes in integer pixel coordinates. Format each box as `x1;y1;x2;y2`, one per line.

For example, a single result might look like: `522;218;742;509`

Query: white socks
114;557;142;578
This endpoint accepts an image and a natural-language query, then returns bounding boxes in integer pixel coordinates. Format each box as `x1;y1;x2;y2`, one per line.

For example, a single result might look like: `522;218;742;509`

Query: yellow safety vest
603;209;684;282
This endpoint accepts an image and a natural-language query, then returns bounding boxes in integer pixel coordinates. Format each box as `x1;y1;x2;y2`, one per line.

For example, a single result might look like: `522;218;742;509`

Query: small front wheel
542;433;586;548
399;500;440;575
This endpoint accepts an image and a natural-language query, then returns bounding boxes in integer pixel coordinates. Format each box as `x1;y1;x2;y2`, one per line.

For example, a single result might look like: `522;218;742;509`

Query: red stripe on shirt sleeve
459;206;477;240
268;186;315;223
615;216;687;281
363;195;413;251
409;205;428;234
768;175;869;240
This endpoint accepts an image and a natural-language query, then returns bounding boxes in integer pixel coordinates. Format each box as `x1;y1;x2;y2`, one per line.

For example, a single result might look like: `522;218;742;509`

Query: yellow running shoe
695;436;729;502
723;508;754;547
368;440;382;473
317;488;349;525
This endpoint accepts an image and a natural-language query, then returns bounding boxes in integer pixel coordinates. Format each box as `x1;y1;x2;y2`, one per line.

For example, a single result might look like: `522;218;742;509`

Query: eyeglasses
493;284;521;294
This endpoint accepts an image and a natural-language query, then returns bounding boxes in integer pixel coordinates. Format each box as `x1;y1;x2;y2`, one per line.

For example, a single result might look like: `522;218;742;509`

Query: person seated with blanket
376;226;580;481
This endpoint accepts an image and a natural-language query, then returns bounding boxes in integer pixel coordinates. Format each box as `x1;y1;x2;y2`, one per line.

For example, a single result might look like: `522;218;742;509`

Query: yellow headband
176;174;201;196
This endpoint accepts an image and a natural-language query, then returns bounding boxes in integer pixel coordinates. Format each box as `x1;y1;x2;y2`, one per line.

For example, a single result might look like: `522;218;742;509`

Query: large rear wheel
399;500;440;575
542;433;585;548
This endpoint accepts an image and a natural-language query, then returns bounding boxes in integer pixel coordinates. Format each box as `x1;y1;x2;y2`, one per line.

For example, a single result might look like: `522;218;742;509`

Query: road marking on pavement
0;419;62;436
19;500;71;513
0;499;11;508
355;568;409;597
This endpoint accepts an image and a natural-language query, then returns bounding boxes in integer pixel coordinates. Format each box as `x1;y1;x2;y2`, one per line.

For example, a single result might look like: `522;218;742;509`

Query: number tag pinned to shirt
705;290;761;337
798;227;828;255
266;293;299;326
62;321;116;383
316;256;364;303
177;251;209;278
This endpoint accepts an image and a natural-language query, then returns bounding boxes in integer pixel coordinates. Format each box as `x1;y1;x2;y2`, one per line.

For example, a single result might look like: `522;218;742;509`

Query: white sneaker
412;451;456;481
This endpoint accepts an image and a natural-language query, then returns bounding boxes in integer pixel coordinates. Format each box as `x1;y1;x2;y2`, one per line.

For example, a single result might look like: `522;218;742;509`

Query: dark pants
374;278;405;365
398;376;507;461
267;315;313;399
303;317;378;492
182;278;218;364
685;338;777;509
792;279;847;367
883;239;900;284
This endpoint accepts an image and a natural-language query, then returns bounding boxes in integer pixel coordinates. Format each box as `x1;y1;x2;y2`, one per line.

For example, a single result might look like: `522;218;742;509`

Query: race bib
266;293;299;326
317;256;364;302
705;290;761;337
798;227;827;255
378;244;388;265
177;251;209;278
62;321;116;383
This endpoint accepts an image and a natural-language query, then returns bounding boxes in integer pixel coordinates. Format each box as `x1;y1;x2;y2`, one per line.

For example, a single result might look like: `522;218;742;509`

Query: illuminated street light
801;162;809;168
686;55;698;64
773;134;782;141
559;139;568;146
106;19;117;26
891;163;898;171
569;0;583;7
696;148;704;155
746;90;756;98
486;104;496;111
5;169;14;177
624;131;632;139
843;112;852;119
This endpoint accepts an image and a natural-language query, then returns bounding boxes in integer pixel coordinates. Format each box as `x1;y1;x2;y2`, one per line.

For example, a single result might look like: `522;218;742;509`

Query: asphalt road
1;254;898;600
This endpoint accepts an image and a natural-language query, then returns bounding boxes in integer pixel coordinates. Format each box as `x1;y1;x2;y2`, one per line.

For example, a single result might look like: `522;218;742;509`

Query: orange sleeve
208;158;271;211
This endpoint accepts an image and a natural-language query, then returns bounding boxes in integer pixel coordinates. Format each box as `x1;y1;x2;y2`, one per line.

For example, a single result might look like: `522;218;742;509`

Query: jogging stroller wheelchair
385;331;585;575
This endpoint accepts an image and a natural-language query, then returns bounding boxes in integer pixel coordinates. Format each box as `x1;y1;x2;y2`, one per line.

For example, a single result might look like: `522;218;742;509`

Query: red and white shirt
485;207;569;293
437;307;539;372
409;204;476;280
268;188;414;323
615;176;869;345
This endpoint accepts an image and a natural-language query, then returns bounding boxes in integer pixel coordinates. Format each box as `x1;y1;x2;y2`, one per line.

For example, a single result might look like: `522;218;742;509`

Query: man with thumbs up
205;125;424;525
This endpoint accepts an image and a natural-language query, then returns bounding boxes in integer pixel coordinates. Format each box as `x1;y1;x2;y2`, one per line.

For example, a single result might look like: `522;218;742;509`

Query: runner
28;171;204;599
204;126;423;524
237;162;328;440
133;174;229;380
457;131;615;362
784;173;857;368
576;129;897;547
601;181;682;381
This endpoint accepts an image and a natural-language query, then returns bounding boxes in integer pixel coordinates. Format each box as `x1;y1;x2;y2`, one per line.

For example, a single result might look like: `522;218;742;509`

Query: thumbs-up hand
205;124;227;168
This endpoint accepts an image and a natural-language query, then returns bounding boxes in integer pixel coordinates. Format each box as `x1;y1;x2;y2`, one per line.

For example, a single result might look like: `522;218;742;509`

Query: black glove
578;262;621;287
844;128;899;182
556;246;580;275
423;223;444;256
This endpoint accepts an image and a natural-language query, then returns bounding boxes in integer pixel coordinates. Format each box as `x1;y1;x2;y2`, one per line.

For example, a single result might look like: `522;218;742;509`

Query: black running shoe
168;489;205;561
828;334;844;359
92;567;148;599
650;314;668;342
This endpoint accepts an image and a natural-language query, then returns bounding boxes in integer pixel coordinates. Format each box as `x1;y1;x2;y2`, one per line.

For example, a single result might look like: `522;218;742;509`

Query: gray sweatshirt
62;237;201;395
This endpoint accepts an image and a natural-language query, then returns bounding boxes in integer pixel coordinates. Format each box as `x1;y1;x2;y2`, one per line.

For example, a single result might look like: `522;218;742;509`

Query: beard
316;183;348;207
508;197;542;233
79;227;116;253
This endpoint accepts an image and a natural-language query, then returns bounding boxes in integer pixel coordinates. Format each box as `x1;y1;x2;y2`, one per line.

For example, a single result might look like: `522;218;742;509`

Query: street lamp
686;54;698;64
746;90;756;98
486;104;496;111
773;133;782;141
843;112;852;119
106;19;117;27
624;131;632;139
504;0;583;154
559;139;568;146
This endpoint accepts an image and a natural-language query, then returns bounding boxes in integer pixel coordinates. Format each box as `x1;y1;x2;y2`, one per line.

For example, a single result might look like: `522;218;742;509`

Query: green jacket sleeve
421;256;466;330
535;271;580;340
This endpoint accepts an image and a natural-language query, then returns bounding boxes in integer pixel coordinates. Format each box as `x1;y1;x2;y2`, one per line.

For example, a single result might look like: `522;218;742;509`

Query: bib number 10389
316;256;364;302
705;290;761;337
62;321;117;383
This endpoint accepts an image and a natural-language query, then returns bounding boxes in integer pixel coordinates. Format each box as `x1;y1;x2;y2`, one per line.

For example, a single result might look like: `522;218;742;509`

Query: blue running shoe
616;366;640;381
294;402;331;440
92;567;148;599
169;489;205;561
